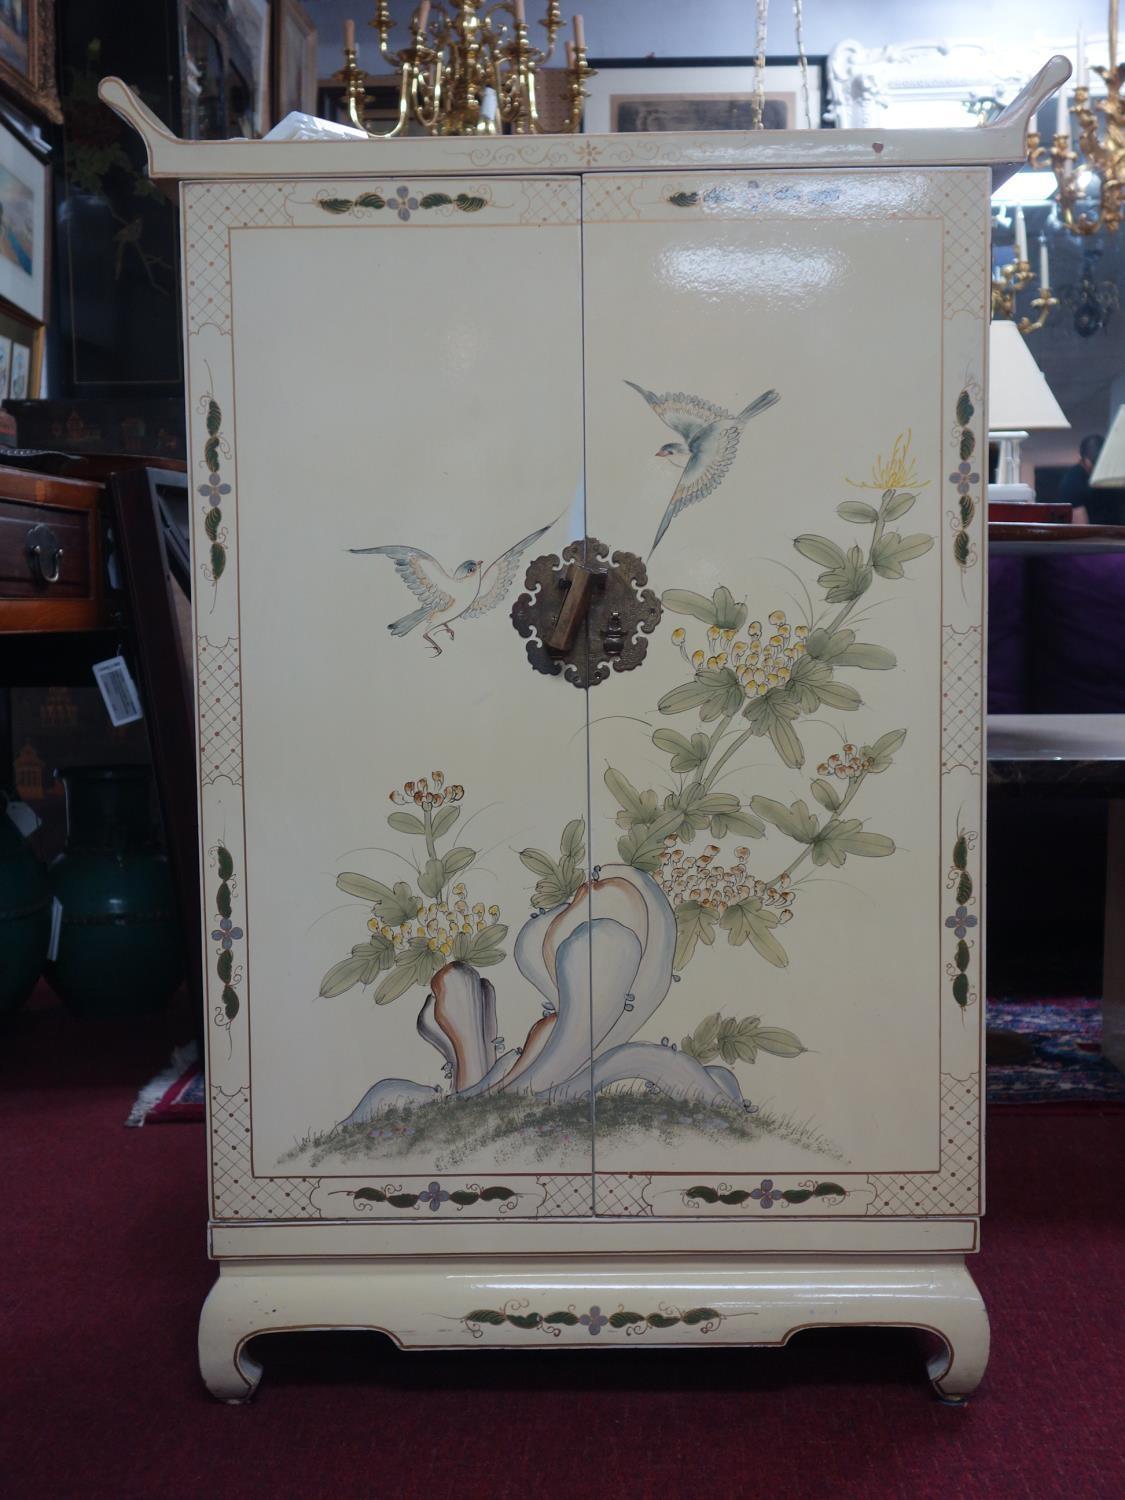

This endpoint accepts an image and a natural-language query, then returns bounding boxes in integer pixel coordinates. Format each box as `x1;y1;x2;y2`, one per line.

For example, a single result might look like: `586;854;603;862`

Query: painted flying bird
350;522;552;656
625;380;781;556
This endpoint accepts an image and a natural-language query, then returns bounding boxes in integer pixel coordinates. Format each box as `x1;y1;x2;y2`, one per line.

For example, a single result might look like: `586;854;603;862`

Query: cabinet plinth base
199;1254;989;1402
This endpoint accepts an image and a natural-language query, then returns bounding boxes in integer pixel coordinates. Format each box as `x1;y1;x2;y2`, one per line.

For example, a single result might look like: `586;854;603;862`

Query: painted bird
625;380;781;555
350;522;552;656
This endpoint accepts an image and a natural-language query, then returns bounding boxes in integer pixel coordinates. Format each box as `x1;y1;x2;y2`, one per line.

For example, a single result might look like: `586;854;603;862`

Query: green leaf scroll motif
683;1181;846;1208
210;844;241;1045
947;826;979;1013
341;1184;518;1211
460;1303;729;1336
198;392;231;597
950;384;981;576
316;187;492;218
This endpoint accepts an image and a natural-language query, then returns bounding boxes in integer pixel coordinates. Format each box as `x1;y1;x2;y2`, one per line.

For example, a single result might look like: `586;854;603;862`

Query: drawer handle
26;523;63;584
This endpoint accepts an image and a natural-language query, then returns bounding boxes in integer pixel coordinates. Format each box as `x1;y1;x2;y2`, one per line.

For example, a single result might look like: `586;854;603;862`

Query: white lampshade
987;320;1069;431
1091;405;1125;486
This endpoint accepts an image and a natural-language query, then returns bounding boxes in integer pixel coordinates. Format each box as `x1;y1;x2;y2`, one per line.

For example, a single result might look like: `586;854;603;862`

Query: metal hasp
511;536;662;687
25;523;63;584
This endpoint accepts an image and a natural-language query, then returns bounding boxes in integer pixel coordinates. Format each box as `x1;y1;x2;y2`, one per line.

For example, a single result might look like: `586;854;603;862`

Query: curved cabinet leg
198;1272;265;1402
923;1261;991;1402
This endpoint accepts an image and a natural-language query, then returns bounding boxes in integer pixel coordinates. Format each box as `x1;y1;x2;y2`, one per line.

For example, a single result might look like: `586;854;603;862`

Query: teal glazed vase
0;806;51;1014
47;766;184;1018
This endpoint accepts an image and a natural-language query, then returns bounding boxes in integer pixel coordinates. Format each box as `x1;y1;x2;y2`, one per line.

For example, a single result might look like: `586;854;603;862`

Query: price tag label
92;657;144;727
47;897;64;962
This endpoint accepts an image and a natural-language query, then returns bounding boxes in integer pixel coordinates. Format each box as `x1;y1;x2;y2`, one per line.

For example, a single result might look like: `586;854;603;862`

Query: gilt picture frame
0;0;62;125
583;56;828;135
0;297;43;397
0;113;48;323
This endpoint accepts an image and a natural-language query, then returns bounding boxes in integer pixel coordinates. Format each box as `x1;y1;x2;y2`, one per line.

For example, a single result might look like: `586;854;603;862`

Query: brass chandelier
339;2;594;137
991;207;1057;334
1028;0;1125;234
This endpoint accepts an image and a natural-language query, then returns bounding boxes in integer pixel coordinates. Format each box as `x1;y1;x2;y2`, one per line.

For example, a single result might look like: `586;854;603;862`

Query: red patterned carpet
2;997;1123;1500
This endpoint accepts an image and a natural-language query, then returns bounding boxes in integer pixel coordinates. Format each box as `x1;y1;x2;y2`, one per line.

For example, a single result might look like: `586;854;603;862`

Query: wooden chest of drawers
0;467;106;633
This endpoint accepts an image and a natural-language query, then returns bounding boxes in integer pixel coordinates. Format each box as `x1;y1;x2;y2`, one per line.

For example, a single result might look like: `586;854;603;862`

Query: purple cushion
988;557;1030;713
1030;555;1125;712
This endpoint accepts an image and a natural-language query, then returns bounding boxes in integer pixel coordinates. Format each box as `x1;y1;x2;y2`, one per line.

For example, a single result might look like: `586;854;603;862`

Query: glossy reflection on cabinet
180;163;986;1241
582;172;950;1208
219;178;596;1209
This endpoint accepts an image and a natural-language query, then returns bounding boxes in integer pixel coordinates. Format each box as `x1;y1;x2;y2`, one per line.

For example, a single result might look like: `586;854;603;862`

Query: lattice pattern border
941;625;983;773
198;637;242;785
865;1074;980;1215
211;1086;320;1219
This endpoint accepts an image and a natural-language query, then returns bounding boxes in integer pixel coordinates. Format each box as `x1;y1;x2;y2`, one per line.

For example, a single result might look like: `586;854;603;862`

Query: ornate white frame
828;37;1085;130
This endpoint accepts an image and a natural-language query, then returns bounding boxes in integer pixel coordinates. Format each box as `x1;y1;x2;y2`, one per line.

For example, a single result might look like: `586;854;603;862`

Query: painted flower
211;917;243;950
948;462;981;496
395;185;419;221
198;472;231;501
848;430;927;491
945;906;978;939
417;1181;450;1212
750;1178;782;1209
579;1306;608;1335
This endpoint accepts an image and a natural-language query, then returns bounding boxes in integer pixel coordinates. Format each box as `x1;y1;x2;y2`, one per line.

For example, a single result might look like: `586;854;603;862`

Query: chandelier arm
343;1;585;136
1017;288;1058;334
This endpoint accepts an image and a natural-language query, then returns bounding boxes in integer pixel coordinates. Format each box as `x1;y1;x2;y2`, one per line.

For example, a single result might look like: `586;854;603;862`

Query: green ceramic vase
0;804;51;1014
47;766;184;1018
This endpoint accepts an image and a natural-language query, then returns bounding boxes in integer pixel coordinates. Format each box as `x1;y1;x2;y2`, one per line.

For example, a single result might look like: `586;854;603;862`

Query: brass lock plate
511;536;662;688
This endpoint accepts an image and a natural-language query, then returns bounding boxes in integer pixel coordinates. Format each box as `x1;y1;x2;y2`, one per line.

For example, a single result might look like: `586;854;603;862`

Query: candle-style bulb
344;18;356;51
1039;236;1050;287
573;13;585;51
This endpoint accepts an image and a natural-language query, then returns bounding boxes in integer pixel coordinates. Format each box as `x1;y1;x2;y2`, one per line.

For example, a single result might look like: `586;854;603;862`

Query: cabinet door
581;170;986;1225
189;175;598;1228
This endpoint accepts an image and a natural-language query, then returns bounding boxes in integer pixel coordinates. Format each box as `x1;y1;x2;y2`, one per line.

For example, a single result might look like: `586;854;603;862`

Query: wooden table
988;521;1125;556
988;713;1125;1070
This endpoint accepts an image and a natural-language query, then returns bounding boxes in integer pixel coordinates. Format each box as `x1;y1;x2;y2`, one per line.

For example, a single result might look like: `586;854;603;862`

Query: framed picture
183;0;271;139
9;336;28;396
583;56;828;134
273;0;317;122
0;0;62;124
0;298;43;398
0;113;48;322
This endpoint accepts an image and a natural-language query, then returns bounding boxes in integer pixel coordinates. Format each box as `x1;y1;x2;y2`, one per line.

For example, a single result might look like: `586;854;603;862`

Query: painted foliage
303;425;935;1170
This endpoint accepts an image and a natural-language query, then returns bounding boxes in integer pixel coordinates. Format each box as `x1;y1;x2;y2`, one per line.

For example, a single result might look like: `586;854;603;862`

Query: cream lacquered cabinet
103;59;1067;1402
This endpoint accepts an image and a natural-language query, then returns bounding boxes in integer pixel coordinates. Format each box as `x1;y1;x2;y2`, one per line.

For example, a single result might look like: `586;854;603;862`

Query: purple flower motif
210;916;243;949
417;1181;450;1212
579;1306;608;1335
945;905;978;939
395;185;419;221
948;463;981;496
198;473;231;501
750;1178;782;1209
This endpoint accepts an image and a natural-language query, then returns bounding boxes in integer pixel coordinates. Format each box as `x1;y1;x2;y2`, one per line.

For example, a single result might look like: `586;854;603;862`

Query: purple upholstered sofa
989;554;1125;713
